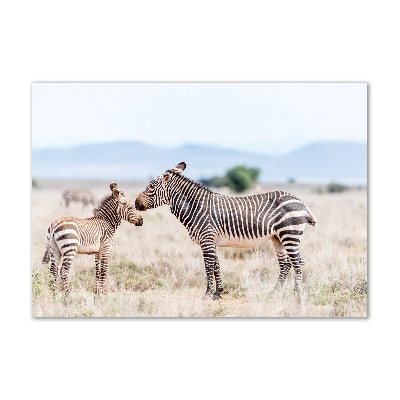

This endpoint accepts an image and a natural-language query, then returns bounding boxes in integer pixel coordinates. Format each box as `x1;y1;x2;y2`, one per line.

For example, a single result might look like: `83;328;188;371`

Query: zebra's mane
92;194;115;216
169;171;213;193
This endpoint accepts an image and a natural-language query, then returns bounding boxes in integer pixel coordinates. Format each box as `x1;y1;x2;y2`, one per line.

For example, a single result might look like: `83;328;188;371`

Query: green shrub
199;176;228;188
32;271;44;297
200;165;261;193
225;165;261;193
326;182;348;193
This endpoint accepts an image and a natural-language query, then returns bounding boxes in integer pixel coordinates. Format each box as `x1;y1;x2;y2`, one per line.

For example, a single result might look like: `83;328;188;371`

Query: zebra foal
136;162;317;300
43;182;143;295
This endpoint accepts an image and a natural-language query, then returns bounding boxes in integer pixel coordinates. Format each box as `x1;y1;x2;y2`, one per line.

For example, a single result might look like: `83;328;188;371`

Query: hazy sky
32;82;367;155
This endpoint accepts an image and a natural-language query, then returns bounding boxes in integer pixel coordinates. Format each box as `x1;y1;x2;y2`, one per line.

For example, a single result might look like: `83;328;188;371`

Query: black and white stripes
43;182;143;295
136;162;317;300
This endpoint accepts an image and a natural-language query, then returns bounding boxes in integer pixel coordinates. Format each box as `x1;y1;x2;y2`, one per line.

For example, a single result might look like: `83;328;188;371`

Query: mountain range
32;140;367;184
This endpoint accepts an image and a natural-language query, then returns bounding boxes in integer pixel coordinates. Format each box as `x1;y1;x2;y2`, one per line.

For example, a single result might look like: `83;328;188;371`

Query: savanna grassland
31;180;367;317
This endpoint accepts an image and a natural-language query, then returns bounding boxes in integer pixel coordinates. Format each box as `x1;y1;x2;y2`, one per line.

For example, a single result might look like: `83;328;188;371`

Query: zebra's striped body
62;189;96;208
136;162;317;300
43;182;143;295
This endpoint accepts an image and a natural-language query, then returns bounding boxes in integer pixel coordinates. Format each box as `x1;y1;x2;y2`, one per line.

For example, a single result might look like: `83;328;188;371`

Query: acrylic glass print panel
31;82;367;317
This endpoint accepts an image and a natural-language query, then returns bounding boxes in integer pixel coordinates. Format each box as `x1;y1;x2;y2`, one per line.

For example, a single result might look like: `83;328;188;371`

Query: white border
2;1;397;398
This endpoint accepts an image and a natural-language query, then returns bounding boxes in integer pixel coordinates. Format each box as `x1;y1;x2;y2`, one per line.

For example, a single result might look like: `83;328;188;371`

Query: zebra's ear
171;162;186;174
112;187;121;200
163;172;173;182
110;181;119;191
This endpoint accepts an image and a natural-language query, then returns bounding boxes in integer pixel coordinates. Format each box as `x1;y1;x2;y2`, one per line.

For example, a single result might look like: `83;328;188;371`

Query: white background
1;1;398;399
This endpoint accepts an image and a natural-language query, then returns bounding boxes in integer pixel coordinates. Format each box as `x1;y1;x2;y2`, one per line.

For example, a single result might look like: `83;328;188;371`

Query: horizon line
32;138;367;153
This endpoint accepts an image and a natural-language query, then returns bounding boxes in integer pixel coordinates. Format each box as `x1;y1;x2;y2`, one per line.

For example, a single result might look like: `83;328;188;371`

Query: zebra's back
211;191;316;248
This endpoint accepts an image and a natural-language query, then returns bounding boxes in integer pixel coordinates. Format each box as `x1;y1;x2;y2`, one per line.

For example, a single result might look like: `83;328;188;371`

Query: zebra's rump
49;217;102;254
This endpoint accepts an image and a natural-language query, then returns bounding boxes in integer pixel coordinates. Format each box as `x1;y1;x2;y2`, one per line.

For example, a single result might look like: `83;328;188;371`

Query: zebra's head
111;182;143;226
135;162;187;211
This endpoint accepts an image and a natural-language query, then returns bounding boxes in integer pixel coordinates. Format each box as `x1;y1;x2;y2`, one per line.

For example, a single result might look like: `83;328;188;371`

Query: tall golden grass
31;180;367;317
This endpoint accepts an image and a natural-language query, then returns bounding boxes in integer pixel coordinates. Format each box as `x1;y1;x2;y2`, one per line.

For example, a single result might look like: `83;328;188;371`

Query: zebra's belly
77;242;100;254
215;234;273;248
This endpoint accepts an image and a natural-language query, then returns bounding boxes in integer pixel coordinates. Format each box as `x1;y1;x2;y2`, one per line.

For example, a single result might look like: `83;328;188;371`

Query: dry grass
31;180;367;317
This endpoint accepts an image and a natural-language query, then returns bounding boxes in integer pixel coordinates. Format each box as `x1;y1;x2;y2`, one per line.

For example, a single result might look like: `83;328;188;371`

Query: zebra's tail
42;247;50;264
305;206;318;226
42;226;51;264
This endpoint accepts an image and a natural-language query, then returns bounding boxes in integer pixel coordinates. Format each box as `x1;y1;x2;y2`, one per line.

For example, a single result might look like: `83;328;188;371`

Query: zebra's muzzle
135;194;147;211
135;215;144;226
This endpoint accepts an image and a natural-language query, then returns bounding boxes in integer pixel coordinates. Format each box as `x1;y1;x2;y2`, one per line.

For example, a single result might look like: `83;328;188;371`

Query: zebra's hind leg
271;236;292;290
60;249;77;296
49;247;61;292
285;246;305;292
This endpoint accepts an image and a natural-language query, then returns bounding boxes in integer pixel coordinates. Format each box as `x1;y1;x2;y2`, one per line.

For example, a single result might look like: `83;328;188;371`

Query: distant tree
287;177;296;184
199;176;227;188
225;165;261;193
326;182;348;193
32;178;38;188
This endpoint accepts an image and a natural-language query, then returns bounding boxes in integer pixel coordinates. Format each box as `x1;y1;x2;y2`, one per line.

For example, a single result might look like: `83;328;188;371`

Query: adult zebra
135;162;317;300
62;189;96;208
43;182;143;295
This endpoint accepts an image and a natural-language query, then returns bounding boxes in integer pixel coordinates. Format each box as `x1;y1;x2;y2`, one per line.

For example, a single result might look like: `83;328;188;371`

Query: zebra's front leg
213;257;224;300
95;253;101;294
96;245;112;295
200;240;222;300
202;266;214;301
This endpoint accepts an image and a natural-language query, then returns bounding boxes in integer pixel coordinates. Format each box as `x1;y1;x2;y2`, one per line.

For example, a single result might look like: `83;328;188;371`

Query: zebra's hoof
212;293;222;301
202;293;213;301
294;285;303;294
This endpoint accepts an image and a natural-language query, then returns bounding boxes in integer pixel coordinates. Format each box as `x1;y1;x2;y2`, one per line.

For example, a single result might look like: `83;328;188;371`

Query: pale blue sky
32;82;367;155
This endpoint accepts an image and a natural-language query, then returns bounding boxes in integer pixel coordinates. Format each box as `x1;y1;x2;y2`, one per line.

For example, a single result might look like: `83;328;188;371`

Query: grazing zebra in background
43;182;143;296
136;162;317;300
62;189;96;208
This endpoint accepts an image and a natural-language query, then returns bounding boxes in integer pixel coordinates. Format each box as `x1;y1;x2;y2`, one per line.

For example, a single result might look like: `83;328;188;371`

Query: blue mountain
32;140;367;184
